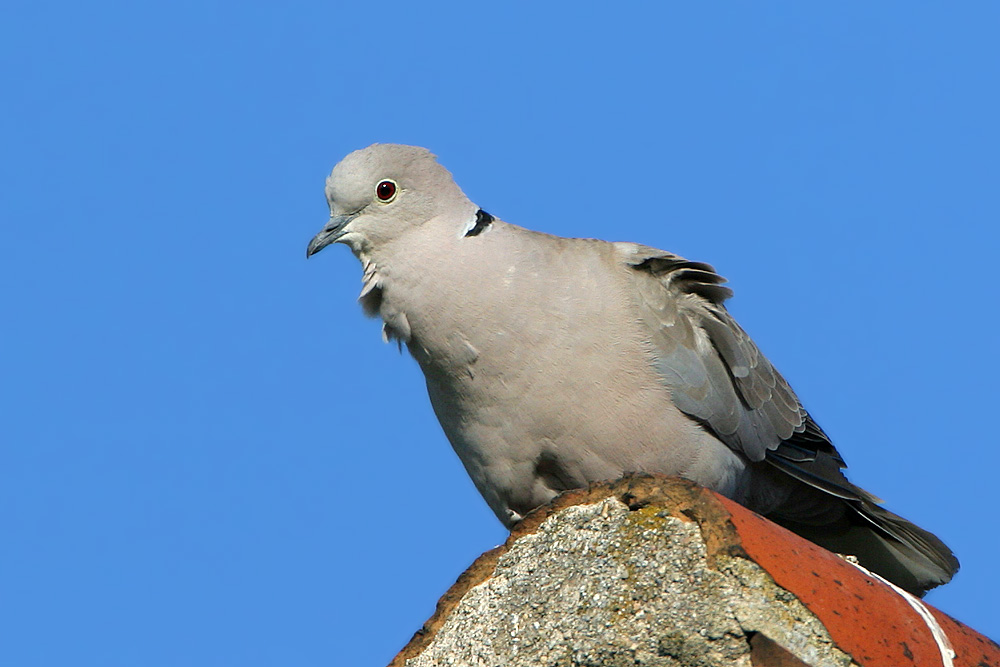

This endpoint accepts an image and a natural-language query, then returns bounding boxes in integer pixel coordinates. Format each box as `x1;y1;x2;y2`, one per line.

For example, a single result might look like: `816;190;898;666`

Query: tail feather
764;447;959;596
852;502;960;594
781;503;958;596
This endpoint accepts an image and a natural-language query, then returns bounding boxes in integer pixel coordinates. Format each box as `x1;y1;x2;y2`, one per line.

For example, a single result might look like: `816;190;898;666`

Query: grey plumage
307;143;958;595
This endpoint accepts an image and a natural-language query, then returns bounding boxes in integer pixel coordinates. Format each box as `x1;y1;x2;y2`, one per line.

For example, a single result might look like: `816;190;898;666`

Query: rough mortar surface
405;498;856;667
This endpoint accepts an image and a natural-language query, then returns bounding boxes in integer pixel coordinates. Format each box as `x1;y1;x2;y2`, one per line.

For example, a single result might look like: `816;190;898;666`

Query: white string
843;557;955;667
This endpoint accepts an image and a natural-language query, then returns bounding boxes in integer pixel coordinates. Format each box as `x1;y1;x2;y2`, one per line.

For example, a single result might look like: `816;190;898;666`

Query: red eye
376;180;397;201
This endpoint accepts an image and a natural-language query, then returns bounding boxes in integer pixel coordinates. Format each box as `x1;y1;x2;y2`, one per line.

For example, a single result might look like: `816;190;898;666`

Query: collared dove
307;143;958;595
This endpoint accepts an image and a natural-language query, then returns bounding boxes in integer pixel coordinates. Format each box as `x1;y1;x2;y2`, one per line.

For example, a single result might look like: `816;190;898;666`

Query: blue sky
3;3;998;665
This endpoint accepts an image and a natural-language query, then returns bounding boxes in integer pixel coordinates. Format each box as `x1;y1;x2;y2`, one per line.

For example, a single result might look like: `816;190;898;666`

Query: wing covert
620;243;822;463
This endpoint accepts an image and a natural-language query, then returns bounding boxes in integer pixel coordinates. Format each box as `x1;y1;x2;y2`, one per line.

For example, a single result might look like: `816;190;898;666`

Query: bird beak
306;214;355;257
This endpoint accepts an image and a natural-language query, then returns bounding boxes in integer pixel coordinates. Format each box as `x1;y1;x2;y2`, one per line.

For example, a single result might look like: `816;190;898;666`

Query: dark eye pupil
377;181;396;200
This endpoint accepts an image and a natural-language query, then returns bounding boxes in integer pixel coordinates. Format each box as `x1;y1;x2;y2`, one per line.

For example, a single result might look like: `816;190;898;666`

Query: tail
765;448;959;596
837;502;959;596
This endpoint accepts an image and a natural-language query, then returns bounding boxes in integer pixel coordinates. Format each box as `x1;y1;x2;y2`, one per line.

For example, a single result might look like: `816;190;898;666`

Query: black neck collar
465;209;494;237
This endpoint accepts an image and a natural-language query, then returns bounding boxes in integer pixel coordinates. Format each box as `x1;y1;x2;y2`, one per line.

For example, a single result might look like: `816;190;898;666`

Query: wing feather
623;243;812;462
618;243;958;593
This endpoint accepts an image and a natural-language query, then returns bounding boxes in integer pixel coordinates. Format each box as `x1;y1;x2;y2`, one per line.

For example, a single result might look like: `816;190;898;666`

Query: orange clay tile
716;493;999;667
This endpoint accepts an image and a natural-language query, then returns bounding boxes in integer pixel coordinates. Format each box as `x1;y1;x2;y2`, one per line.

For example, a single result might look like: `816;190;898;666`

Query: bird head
307;143;474;259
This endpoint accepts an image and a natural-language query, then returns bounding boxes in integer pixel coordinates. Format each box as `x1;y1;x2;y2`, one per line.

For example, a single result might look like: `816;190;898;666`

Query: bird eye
376;179;397;202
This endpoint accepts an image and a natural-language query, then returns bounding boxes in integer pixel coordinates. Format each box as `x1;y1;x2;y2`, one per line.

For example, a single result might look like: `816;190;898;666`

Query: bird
306;143;958;596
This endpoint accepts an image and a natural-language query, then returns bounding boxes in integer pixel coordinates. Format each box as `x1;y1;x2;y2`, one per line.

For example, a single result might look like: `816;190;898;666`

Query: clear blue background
3;3;997;665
